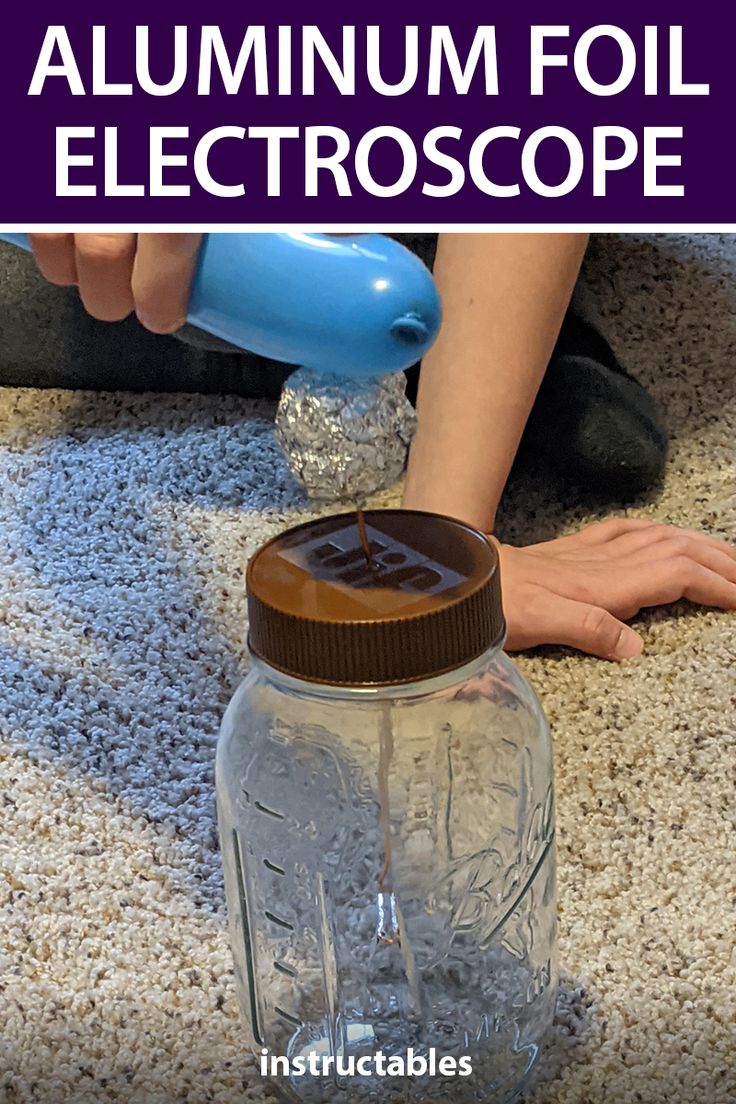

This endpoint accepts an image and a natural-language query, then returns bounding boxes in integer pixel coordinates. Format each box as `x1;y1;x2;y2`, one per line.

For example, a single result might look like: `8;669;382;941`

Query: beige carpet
0;234;734;1103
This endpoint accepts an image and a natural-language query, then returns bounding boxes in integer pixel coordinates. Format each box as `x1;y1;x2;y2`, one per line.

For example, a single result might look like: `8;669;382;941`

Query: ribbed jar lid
246;510;505;686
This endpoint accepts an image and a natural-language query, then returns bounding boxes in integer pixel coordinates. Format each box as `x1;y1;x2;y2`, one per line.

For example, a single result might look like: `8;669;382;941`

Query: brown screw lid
246;509;505;686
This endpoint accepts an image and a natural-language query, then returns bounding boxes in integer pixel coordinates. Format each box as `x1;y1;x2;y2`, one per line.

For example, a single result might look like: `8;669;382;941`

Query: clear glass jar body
216;646;556;1103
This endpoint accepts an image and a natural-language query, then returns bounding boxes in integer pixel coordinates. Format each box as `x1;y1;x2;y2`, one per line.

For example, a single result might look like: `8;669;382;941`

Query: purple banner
0;0;732;223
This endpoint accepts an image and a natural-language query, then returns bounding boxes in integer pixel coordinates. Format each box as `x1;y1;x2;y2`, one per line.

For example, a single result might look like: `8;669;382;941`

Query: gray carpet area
0;235;734;1103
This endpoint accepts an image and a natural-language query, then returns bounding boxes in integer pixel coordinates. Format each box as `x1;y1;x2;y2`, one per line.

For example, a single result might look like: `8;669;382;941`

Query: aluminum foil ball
274;368;417;501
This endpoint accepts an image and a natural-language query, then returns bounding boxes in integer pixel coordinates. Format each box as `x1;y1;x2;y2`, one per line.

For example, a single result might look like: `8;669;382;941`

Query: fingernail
613;628;644;660
136;311;185;335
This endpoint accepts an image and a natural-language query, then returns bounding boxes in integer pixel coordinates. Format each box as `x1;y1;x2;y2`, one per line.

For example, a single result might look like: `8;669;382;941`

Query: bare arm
402;232;588;532
402;232;736;660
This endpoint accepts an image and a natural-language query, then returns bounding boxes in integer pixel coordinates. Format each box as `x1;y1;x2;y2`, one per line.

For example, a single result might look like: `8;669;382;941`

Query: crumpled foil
274;368;417;501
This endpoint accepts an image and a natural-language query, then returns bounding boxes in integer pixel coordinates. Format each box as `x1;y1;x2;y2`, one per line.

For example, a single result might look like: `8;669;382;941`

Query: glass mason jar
216;511;557;1103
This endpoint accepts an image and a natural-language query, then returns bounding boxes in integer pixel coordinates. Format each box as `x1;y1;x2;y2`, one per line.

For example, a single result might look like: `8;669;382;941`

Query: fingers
504;586;644;661
31;233;137;321
532;520;736;580
131;233;202;333
29;232;202;331
605;524;736;564
570;548;736;620
29;233;77;285
73;234;136;321
634;537;736;584
626;558;736;612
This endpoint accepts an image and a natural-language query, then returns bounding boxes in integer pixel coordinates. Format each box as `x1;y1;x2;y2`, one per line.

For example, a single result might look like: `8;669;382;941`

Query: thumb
506;590;644;661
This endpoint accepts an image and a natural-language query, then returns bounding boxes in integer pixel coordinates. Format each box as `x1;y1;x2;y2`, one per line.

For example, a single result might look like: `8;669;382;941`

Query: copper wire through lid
246;509;505;686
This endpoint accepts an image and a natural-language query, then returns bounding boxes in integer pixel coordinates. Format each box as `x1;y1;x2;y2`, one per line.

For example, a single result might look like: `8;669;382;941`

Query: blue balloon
0;232;441;379
0;232;28;250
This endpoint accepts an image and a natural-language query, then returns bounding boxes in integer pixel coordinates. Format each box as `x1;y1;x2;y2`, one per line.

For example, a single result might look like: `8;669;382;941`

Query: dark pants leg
0;241;291;398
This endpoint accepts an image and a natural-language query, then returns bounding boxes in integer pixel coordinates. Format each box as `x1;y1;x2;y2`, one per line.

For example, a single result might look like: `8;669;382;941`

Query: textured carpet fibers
0;235;734;1104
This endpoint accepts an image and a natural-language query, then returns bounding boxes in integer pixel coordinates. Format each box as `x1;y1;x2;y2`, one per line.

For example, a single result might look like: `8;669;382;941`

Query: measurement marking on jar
254;800;285;819
265;910;295;931
274;1006;302;1027
493;782;519;797
263;858;286;875
232;830;264;1046
273;960;298;978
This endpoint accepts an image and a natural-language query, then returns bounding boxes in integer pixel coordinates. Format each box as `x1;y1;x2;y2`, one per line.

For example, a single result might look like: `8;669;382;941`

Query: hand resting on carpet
490;518;736;660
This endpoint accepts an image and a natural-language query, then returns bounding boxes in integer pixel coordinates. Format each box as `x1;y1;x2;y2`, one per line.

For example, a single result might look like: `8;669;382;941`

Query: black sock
520;295;668;500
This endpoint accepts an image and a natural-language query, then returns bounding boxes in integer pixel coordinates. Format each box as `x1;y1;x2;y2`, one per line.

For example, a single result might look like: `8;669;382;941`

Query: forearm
402;232;588;532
